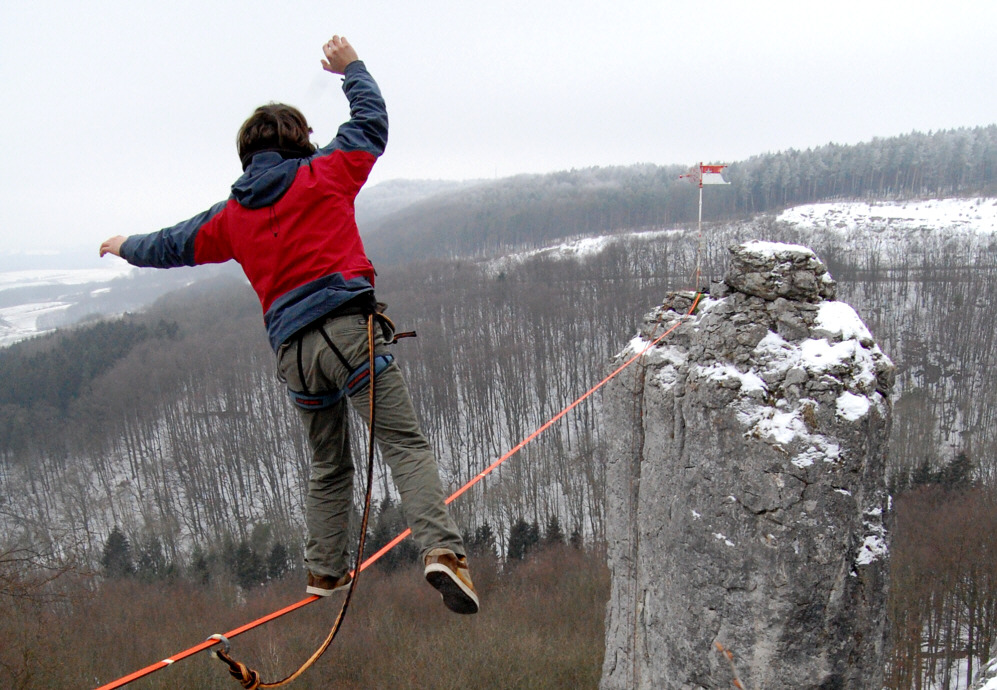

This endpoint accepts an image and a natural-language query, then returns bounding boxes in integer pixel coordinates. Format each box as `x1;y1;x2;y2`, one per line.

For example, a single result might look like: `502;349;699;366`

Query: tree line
363;125;997;265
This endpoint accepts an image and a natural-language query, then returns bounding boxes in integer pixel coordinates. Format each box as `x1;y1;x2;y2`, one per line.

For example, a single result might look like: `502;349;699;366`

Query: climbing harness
95;294;702;690
287;310;411;411
212;313;382;689
289;353;395;410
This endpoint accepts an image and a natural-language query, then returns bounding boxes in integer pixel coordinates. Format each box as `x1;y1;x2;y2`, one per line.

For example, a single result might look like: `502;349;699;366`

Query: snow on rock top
622;241;894;474
725;239;836;302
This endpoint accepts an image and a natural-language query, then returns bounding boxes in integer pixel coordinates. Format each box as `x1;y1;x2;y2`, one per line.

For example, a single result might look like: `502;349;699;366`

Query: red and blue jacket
120;61;388;352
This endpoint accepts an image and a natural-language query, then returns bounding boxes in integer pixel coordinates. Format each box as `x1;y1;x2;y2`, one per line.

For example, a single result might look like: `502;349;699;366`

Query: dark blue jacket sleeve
120;199;229;268
319;60;388;157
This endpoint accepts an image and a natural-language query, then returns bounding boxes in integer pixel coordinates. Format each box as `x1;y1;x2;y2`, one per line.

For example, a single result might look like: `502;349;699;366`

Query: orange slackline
94;293;702;690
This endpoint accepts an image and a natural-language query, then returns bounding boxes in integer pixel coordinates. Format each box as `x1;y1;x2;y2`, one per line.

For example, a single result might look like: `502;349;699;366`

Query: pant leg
323;316;466;560
277;329;356;579
297;401;355;578
349;360;465;559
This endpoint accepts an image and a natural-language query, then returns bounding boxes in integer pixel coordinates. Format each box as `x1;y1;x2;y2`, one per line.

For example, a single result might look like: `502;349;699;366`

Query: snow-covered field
0;264;135;347
778;198;997;235
483;227;687;275
0;265;134;291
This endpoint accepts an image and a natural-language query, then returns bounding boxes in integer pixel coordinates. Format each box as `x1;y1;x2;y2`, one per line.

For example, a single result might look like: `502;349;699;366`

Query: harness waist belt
289;353;394;410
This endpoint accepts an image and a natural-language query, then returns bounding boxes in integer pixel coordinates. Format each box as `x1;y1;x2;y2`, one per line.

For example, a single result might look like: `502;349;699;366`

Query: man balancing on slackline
99;34;478;615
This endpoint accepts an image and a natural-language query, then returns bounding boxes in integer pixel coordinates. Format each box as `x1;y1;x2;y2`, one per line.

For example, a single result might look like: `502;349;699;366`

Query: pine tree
507;518;541;562
135;536;170;581
267;542;289;581
939;452;974;490
101;527;134;579
369;497;418;572
465;522;498;559
190;544;210;585
232;540;265;589
544;516;565;548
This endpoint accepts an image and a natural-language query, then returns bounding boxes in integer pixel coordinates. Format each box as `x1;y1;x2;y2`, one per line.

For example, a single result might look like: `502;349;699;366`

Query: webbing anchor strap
289;353;394;411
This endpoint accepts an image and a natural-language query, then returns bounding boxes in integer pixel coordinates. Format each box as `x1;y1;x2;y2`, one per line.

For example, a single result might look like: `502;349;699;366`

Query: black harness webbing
289;353;395;411
288;313;414;412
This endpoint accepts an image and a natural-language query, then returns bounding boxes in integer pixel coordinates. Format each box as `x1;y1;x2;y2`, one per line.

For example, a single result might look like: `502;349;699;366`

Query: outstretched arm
321;35;359;75
98;199;231;268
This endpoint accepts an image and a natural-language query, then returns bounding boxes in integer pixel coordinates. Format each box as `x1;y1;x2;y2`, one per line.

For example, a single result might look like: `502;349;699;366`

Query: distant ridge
360;125;997;266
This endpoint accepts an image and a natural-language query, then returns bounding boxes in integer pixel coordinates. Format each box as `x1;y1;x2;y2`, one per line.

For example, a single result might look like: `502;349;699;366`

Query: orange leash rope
94;294;701;690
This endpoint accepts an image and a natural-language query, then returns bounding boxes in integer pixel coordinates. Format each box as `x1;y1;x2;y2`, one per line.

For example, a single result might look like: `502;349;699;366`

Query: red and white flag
700;164;730;185
680;163;731;186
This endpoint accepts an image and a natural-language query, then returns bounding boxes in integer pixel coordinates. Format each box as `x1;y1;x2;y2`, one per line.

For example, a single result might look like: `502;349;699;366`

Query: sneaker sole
425;564;479;615
306;580;351;596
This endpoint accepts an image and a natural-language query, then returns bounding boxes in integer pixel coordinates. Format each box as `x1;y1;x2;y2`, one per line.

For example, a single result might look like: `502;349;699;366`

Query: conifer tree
544;515;565;547
101;527;134;579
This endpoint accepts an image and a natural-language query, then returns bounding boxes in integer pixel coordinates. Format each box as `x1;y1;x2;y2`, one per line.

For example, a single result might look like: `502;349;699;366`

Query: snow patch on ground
856;532;888;566
778;198;997;235
484;227;687;275
0;301;74;347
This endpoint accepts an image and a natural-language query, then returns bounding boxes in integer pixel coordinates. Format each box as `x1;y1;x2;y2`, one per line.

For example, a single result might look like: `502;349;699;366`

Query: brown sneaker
424;548;479;614
306;571;352;596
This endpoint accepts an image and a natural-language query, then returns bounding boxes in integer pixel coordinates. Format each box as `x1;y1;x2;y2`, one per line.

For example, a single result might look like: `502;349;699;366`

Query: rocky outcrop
600;241;894;690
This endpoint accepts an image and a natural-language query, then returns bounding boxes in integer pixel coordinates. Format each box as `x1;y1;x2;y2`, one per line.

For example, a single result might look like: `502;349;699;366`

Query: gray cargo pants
276;313;465;579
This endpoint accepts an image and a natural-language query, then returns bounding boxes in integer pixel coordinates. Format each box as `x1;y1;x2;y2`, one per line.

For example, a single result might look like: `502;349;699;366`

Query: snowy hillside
778;198;997;235
0;262;241;348
0;265;134;347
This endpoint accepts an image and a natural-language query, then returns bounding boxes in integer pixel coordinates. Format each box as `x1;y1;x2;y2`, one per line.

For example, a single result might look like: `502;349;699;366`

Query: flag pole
682;162;730;290
696;162;704;288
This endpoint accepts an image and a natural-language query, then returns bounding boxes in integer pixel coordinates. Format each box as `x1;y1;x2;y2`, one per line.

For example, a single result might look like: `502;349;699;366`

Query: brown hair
237;103;316;168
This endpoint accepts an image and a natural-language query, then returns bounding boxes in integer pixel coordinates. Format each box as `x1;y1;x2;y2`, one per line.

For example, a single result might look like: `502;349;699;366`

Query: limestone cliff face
600;242;895;690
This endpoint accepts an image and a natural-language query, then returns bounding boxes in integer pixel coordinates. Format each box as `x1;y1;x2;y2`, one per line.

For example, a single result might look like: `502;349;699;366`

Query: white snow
980;664;997;690
799;338;853;370
856;532;888;566
698;362;767;394
778;198;997;235
791;439;842;468
856;507;889;566
739;239;816;257
484;227;687;275
0;265;133;292
0;301;74;347
836;392;870;421
0;264;137;347
815;301;873;342
751;409;805;446
713;532;735;547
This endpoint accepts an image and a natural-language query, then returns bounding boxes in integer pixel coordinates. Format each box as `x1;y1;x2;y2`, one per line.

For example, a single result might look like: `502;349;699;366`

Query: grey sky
2;0;994;256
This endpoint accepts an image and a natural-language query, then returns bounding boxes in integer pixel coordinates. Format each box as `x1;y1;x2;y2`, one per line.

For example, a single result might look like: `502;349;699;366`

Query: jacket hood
231;152;307;209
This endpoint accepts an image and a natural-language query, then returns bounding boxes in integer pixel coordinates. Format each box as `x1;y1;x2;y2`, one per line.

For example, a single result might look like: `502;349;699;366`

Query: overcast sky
2;0;995;256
